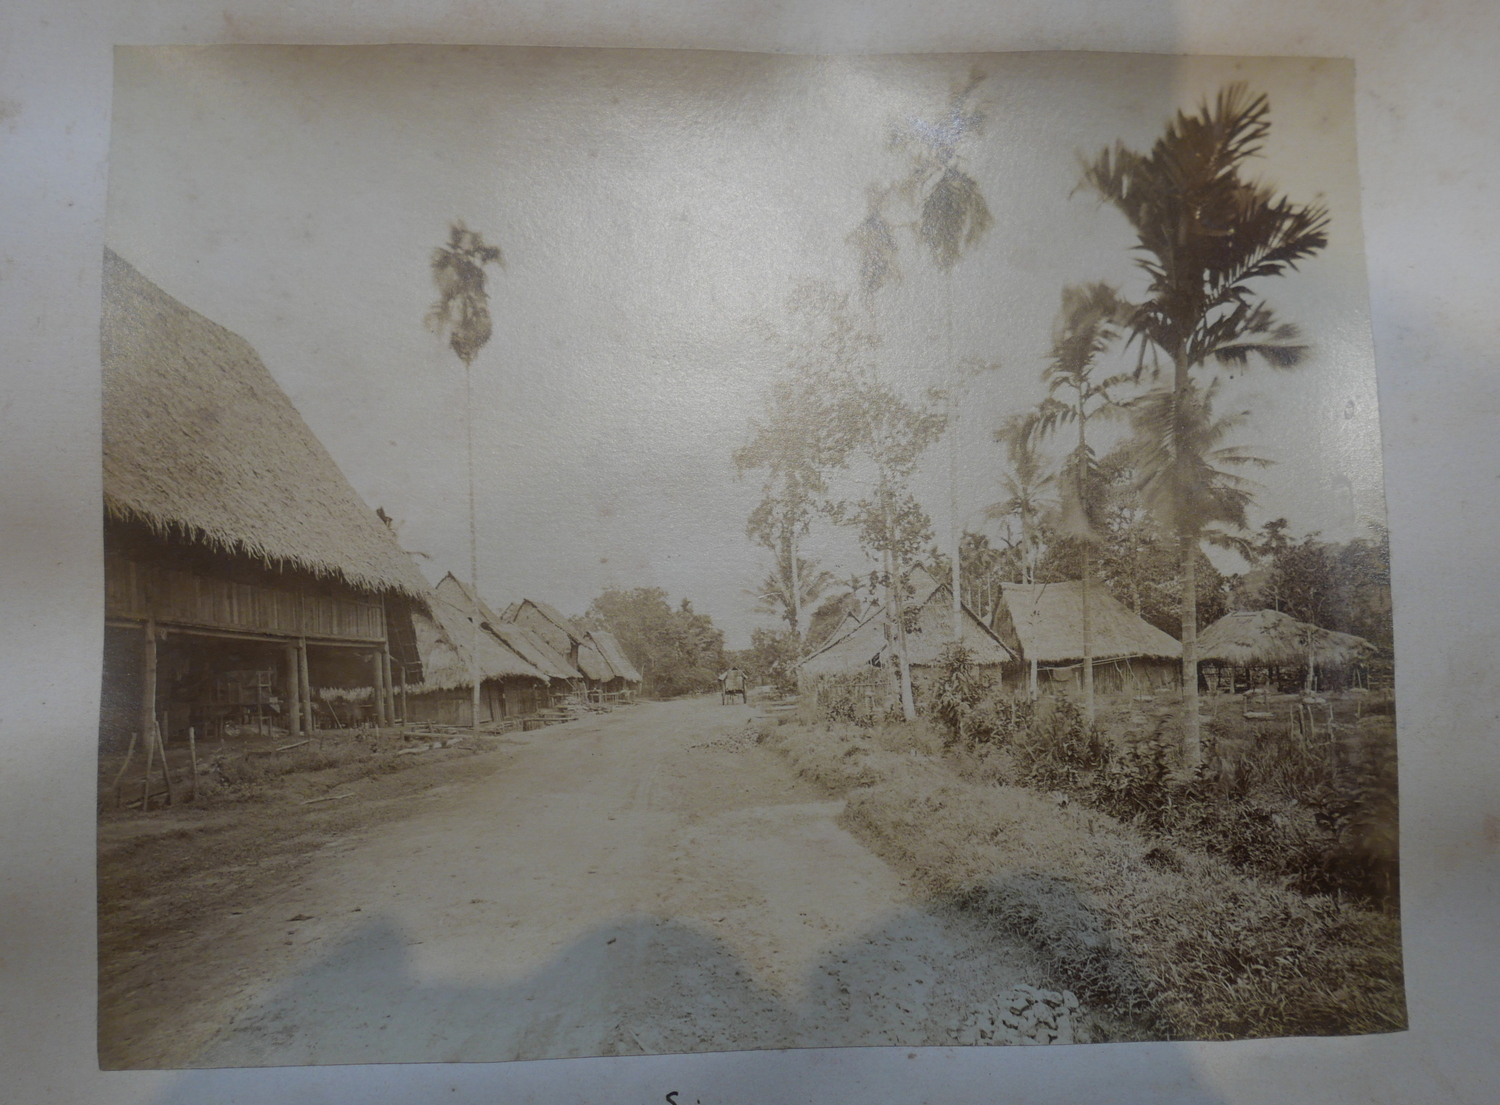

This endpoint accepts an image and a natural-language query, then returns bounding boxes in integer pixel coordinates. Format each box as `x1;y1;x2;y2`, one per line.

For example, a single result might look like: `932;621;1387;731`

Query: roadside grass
763;717;1406;1040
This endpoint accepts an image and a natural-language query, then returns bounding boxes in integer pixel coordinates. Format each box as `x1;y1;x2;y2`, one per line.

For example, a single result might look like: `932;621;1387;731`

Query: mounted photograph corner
96;46;1401;1068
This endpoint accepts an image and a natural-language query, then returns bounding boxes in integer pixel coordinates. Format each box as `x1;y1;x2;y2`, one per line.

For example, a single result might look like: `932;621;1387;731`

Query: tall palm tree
427;221;504;731
857;70;996;642
1033;282;1130;725
1080;84;1328;768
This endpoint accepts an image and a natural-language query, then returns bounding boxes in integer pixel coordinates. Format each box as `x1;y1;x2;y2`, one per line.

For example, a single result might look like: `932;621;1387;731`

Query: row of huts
794;562;1379;704
100;249;639;746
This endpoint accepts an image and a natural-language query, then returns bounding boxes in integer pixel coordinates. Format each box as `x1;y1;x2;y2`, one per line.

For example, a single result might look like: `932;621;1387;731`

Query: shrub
929;643;994;746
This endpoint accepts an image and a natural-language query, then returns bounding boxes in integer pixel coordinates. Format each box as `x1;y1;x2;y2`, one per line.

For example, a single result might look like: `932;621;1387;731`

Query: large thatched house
100;249;429;745
404;583;548;726
993;580;1182;696
796;565;1014;703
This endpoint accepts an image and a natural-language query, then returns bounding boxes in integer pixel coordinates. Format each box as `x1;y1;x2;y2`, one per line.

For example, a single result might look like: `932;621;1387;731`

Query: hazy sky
106;47;1385;648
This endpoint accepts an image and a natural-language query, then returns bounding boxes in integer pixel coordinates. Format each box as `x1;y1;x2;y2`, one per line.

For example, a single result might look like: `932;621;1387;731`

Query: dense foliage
583;587;727;698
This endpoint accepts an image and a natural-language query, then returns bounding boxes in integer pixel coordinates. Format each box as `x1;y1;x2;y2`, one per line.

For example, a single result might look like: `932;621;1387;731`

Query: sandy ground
100;698;1051;1068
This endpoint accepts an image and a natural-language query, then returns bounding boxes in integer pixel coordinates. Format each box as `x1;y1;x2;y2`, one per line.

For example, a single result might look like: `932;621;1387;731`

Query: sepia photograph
96;46;1401;1068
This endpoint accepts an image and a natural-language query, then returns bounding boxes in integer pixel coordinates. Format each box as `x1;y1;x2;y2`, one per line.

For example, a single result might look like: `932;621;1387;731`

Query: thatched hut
795;565;1014;703
509;599;585;674
577;630;643;698
435;575;583;702
100;249;429;746
993;581;1182;697
1197;609;1379;692
404;586;547;726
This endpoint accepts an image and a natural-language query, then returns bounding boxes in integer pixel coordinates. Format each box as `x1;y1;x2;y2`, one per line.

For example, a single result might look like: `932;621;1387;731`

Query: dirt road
108;698;1047;1067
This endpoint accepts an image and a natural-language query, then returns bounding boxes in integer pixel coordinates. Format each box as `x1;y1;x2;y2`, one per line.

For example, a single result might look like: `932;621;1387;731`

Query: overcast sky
106;47;1385;648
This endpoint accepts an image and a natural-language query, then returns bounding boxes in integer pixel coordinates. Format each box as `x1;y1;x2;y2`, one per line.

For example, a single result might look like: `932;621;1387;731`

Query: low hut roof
524;600;582;644
587;630;643;684
576;639;616;683
999;581;1182;664
436;574;582;682
796;564;1014;676
1197;609;1378;667
101;249;428;600
410;589;546;691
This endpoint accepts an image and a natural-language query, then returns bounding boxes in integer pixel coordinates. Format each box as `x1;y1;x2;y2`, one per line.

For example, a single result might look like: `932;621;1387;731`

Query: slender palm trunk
948;276;962;642
787;523;802;642
882;492;916;720
1077;411;1094;725
466;363;481;732
1082;544;1094;724
1180;529;1201;769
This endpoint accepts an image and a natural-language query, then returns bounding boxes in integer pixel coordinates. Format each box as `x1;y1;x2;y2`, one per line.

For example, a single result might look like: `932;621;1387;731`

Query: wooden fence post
285;643;302;738
140;619;157;811
299;638;313;734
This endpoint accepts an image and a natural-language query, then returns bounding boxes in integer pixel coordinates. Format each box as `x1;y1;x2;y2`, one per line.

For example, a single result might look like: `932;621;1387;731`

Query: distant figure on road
718;667;747;705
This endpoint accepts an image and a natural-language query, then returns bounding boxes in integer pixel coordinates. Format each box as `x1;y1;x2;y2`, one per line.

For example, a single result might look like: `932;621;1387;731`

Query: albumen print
97;47;1401;1067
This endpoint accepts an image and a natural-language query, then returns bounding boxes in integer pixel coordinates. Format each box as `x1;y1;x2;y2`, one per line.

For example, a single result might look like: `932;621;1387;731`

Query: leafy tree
585;588;726;698
735;285;866;641
1081;84;1329;767
828;377;948;719
426;221;504;729
733;627;802;694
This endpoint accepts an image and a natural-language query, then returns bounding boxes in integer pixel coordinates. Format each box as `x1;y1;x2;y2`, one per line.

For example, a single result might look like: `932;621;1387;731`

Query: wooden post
140;619;157;810
381;647;396;725
157;713;177;806
285;644;302;738
399;662;408;732
299;638;313;734
188;725;199;802
371;650;387;728
111;731;138;809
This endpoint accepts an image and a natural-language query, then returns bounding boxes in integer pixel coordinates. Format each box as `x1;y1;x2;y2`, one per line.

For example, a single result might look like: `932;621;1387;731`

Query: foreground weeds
764;716;1405;1041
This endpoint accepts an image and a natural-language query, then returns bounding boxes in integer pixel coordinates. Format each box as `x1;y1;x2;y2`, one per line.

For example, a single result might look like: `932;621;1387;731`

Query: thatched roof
797;564;1014;677
997;581;1182;664
438;572;582;677
101;249;428;600
1197;609;1379;668
410;587;545;692
576;638;615;683
588;630;643;684
435;574;581;682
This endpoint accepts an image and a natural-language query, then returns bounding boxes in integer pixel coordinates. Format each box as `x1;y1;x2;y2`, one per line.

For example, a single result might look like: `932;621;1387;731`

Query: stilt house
100;249;429;746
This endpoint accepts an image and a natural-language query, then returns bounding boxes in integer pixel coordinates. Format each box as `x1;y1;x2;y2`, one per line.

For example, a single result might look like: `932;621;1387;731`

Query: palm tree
1080;83;1329;768
857;70;996;642
986;411;1057;698
427;221;504;731
1033;282;1130;725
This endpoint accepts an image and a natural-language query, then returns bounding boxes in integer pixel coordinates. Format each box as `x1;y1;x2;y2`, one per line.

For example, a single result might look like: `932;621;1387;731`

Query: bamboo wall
106;554;385;642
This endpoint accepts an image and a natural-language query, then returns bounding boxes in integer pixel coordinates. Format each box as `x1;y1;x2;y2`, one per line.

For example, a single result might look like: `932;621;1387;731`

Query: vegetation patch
765;716;1405;1040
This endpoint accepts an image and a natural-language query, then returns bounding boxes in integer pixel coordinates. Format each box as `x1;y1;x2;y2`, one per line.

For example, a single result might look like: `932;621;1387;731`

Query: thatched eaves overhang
102;249;429;602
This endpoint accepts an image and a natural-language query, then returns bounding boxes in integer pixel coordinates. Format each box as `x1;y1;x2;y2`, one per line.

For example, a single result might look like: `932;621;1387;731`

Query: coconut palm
427;221;504;731
986;411;1058;698
1033;282;1130;724
1080;83;1329;768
